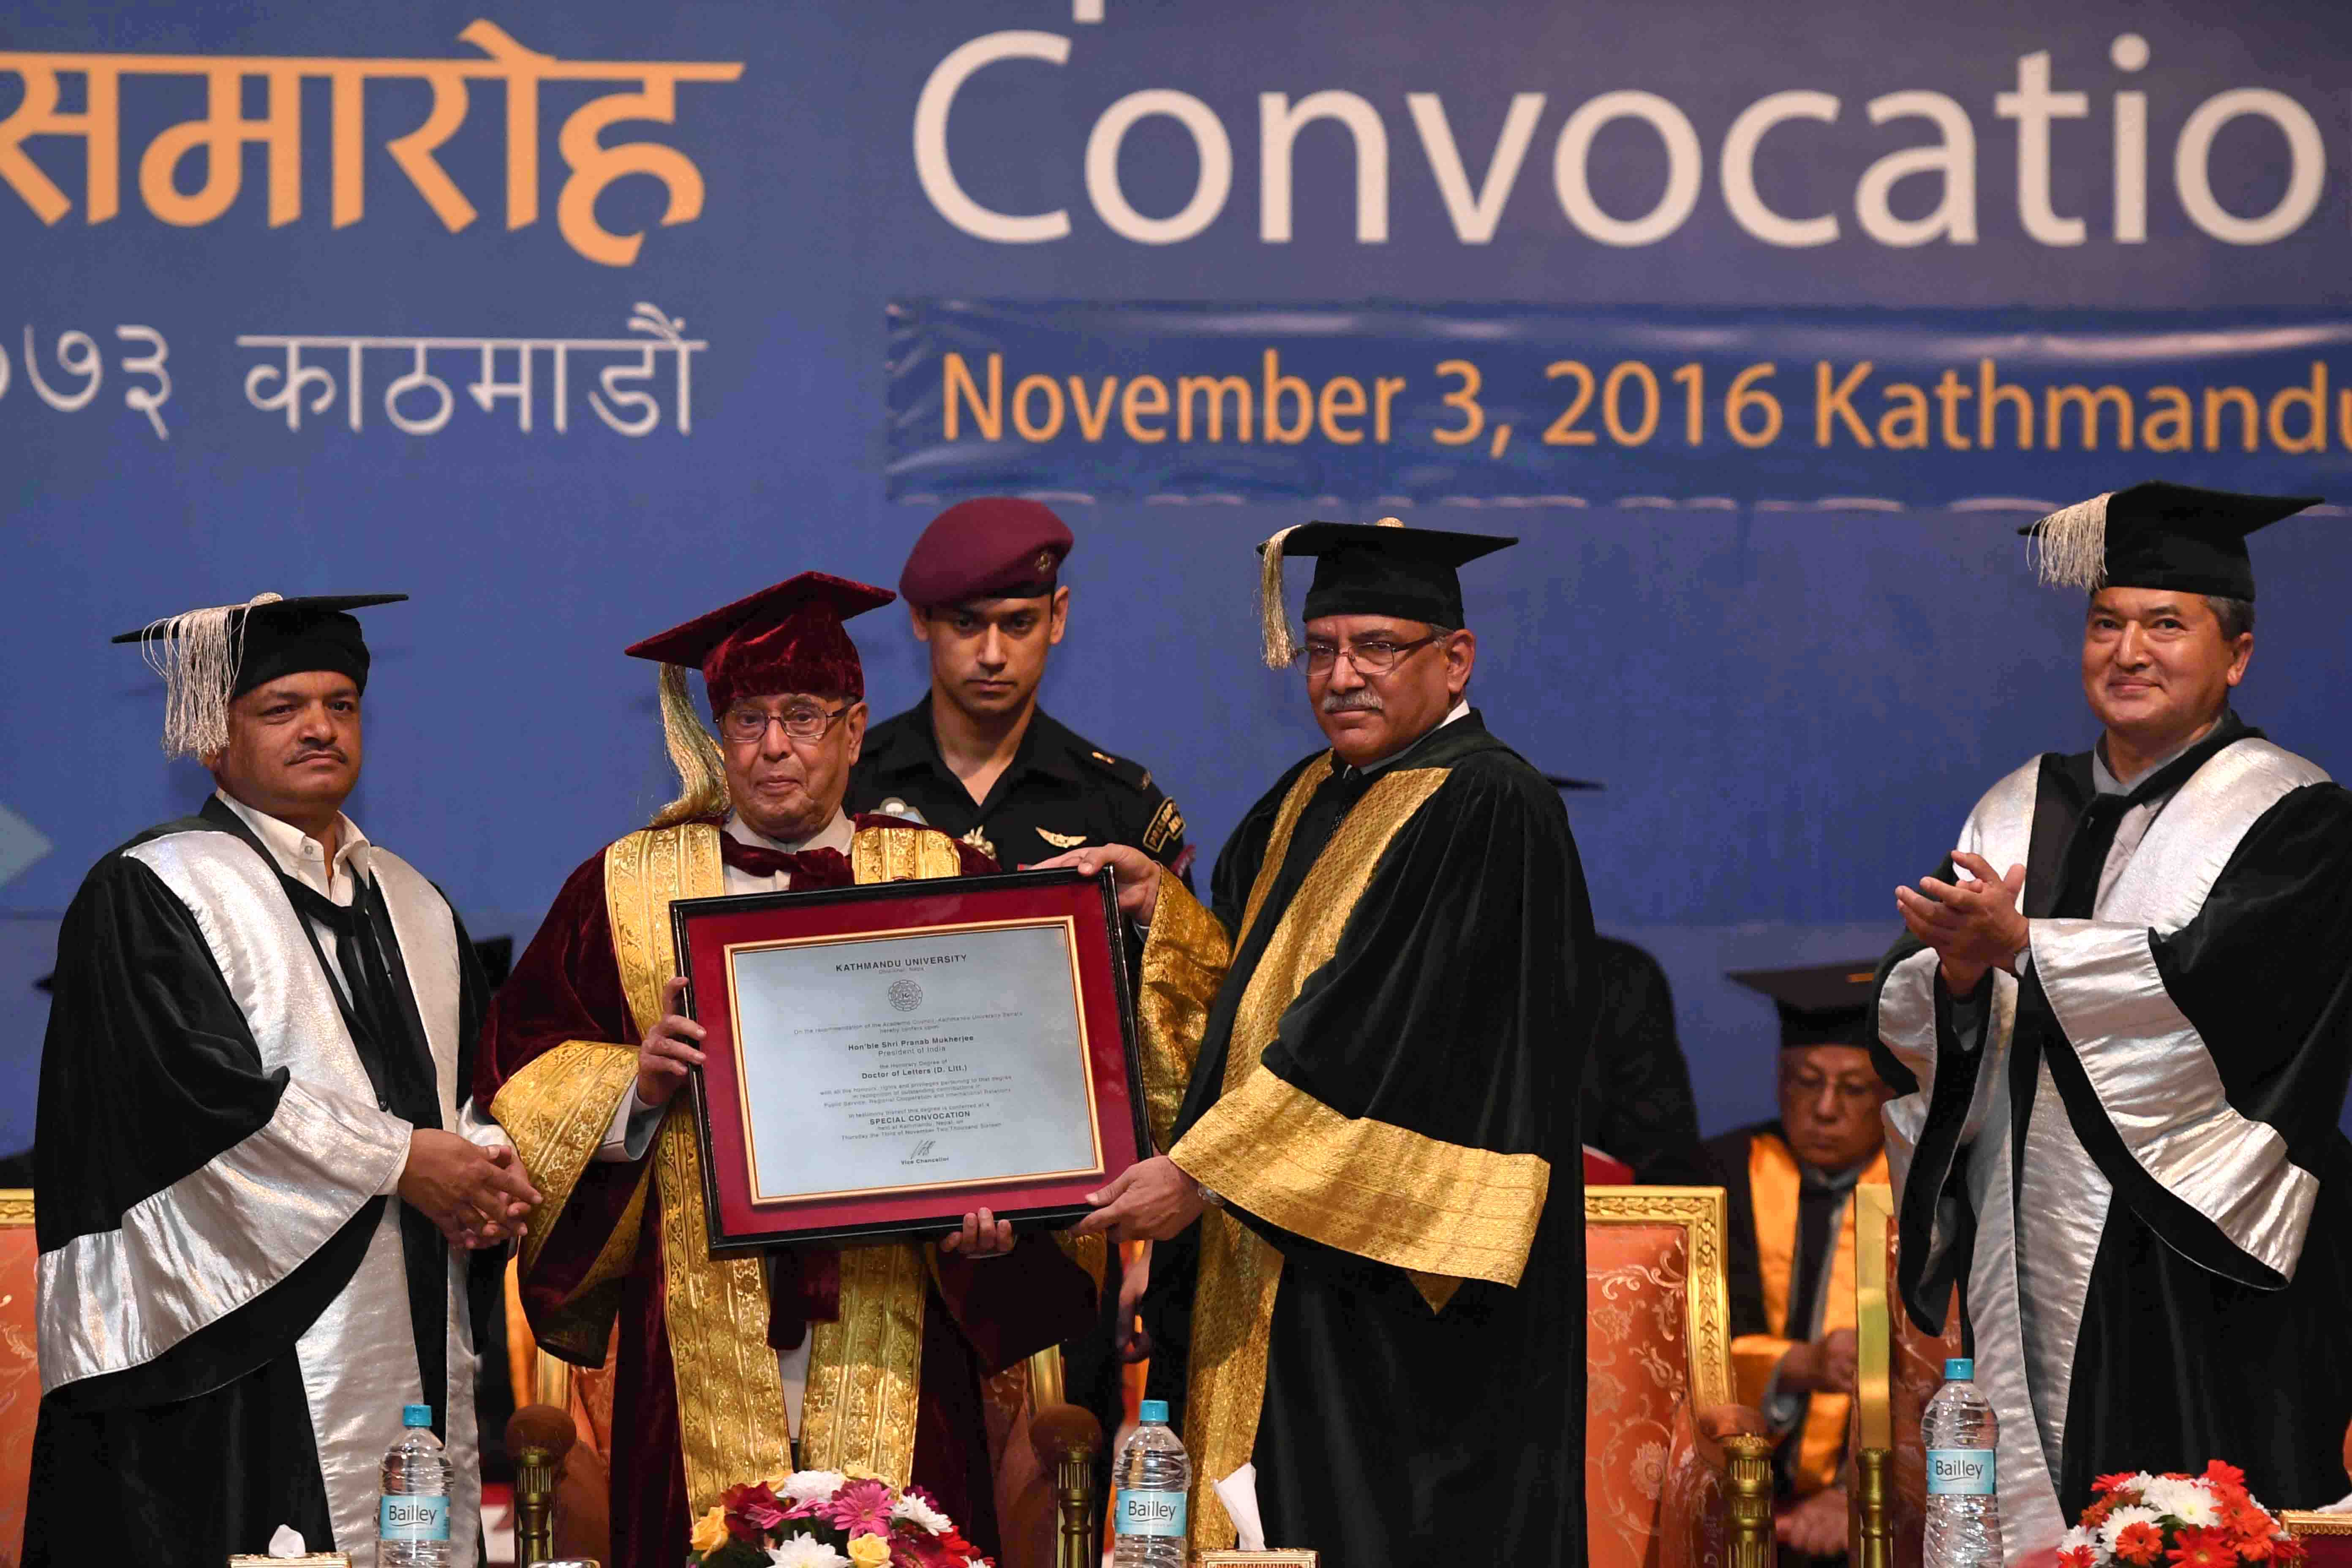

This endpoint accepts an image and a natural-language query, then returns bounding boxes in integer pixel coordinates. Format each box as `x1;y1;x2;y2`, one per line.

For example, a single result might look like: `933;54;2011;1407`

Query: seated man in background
1703;962;1892;1561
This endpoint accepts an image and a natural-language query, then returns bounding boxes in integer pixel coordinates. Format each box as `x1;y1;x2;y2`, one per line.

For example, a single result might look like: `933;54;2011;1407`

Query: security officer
846;496;1189;1501
848;496;1190;885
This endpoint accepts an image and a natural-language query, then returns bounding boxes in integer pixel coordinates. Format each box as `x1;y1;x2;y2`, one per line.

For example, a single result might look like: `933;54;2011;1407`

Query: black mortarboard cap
112;593;407;758
1253;517;1514;667
1728;961;1881;1049
2021;481;2319;602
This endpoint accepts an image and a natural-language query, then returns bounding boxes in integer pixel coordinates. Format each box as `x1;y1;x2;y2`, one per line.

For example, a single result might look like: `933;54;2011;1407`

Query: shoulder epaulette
1079;745;1155;793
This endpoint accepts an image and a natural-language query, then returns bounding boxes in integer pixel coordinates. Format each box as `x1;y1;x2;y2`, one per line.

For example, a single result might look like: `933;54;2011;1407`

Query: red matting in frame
672;868;1148;1251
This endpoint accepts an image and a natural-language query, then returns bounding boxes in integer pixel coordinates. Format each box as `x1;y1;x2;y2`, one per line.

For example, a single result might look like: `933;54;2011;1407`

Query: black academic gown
1585;939;1703;1183
27;797;493;1567
1169;713;1592;1568
1874;714;2352;1535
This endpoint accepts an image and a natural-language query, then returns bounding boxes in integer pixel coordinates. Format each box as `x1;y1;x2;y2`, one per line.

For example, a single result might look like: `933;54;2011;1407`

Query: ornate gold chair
0;1190;36;1568
1585;1185;1769;1568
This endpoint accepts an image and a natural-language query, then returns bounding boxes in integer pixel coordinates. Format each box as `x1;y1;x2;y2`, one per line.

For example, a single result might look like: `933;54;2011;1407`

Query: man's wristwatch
1195;1181;1225;1210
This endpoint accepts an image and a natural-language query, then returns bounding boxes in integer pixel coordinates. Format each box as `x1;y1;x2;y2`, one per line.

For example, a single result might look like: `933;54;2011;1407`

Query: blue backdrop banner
889;301;2352;506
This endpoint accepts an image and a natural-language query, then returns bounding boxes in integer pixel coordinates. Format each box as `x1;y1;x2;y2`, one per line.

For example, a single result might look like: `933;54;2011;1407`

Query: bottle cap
1944;1358;1973;1380
1139;1399;1170;1424
403;1403;433;1427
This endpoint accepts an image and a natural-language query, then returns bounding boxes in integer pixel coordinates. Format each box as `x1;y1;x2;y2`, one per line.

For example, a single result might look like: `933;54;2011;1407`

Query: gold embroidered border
1584;1185;1734;1409
607;825;795;1512
851;822;966;883
490;1039;654;1361
604;824;724;1030
652;1105;795;1507
799;1238;928;1484
1172;1065;1550;1287
1135;879;1232;1152
0;1188;29;1227
1234;756;1333;945
493;1040;641;1282
1179;761;1450;1552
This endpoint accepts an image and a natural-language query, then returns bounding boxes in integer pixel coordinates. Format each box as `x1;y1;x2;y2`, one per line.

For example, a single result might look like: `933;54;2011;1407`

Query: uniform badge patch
1142;798;1184;855
1036;828;1088;849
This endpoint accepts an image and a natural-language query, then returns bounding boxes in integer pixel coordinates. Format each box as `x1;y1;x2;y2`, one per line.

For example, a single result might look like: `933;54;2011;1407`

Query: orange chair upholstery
0;1190;36;1568
1586;1185;1766;1568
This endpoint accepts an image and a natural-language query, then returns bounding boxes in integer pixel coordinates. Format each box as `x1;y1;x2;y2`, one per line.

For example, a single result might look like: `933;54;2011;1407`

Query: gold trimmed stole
494;819;969;1514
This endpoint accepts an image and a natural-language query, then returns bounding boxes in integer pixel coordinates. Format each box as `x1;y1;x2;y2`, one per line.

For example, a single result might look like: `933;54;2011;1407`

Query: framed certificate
670;868;1149;1250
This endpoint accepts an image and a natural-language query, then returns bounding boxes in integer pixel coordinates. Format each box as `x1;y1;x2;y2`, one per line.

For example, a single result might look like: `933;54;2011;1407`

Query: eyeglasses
718;704;849;746
1297;634;1444;675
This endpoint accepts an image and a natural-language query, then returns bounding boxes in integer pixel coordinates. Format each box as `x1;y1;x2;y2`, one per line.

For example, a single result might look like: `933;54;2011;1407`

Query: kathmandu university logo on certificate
888;976;923;1012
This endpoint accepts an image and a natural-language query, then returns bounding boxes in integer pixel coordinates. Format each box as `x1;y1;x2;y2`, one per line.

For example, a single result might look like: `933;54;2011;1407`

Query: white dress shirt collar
214;788;370;900
725;808;854;857
1353;698;1472;776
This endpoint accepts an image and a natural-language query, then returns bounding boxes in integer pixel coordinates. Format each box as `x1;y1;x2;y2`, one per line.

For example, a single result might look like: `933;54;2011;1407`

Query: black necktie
278;874;441;1131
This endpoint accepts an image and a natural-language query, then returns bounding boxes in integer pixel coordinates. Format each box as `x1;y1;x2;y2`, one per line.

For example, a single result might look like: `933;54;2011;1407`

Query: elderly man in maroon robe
478;574;1095;1567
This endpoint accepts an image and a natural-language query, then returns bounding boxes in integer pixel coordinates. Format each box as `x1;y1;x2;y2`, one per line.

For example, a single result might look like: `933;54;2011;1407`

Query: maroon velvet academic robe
478;819;1095;1568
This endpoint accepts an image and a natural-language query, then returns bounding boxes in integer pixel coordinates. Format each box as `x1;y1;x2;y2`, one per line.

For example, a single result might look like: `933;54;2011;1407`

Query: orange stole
1729;1132;1889;1496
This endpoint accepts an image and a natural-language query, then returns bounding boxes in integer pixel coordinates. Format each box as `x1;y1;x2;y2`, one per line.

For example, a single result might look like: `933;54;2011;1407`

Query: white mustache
1320;691;1383;714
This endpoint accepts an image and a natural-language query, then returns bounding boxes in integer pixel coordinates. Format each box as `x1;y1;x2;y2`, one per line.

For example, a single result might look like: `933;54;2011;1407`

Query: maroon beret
899;498;1075;609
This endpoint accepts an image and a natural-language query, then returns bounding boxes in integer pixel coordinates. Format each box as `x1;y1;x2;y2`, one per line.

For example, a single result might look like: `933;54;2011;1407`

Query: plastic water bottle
379;1403;452;1568
1112;1399;1191;1568
1922;1358;2004;1568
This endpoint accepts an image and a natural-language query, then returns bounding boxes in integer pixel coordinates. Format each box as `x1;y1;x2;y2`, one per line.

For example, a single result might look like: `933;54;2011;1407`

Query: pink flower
814;1479;899;1540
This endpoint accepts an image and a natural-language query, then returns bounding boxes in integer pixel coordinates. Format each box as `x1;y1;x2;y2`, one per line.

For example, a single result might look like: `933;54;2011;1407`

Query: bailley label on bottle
379;1495;451;1541
1116;1488;1188;1538
1926;1448;1996;1496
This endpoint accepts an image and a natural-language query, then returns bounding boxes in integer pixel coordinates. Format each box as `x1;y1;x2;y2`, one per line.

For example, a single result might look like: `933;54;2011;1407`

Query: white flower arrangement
767;1535;851;1568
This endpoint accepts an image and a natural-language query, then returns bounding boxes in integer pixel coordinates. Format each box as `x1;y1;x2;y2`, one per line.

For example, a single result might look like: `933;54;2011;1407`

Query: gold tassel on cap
649;662;731;828
2027;491;2112;590
139;591;284;760
1258;516;1408;668
1257;524;1304;669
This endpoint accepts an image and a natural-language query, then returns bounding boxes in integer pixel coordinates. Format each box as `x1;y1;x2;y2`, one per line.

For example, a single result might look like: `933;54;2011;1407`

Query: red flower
2170;1527;2232;1568
2271;1534;2307;1567
721;1482;788;1538
2204;1461;2248;1496
2097;1473;2144;1498
2086;1500;2118;1530
2060;1547;2099;1568
2115;1522;2166;1565
2226;1503;2278;1542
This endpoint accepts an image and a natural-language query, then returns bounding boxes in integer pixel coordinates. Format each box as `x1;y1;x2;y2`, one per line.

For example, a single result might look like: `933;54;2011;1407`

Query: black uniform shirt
847;702;1191;884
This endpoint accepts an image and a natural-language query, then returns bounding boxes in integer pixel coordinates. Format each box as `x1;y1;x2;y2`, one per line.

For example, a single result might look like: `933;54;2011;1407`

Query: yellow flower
848;1532;893;1568
690;1507;730;1556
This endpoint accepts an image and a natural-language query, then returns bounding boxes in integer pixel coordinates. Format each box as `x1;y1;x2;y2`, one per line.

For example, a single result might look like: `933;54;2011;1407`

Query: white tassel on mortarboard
2026;491;2113;591
1257;515;1407;670
137;591;285;760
